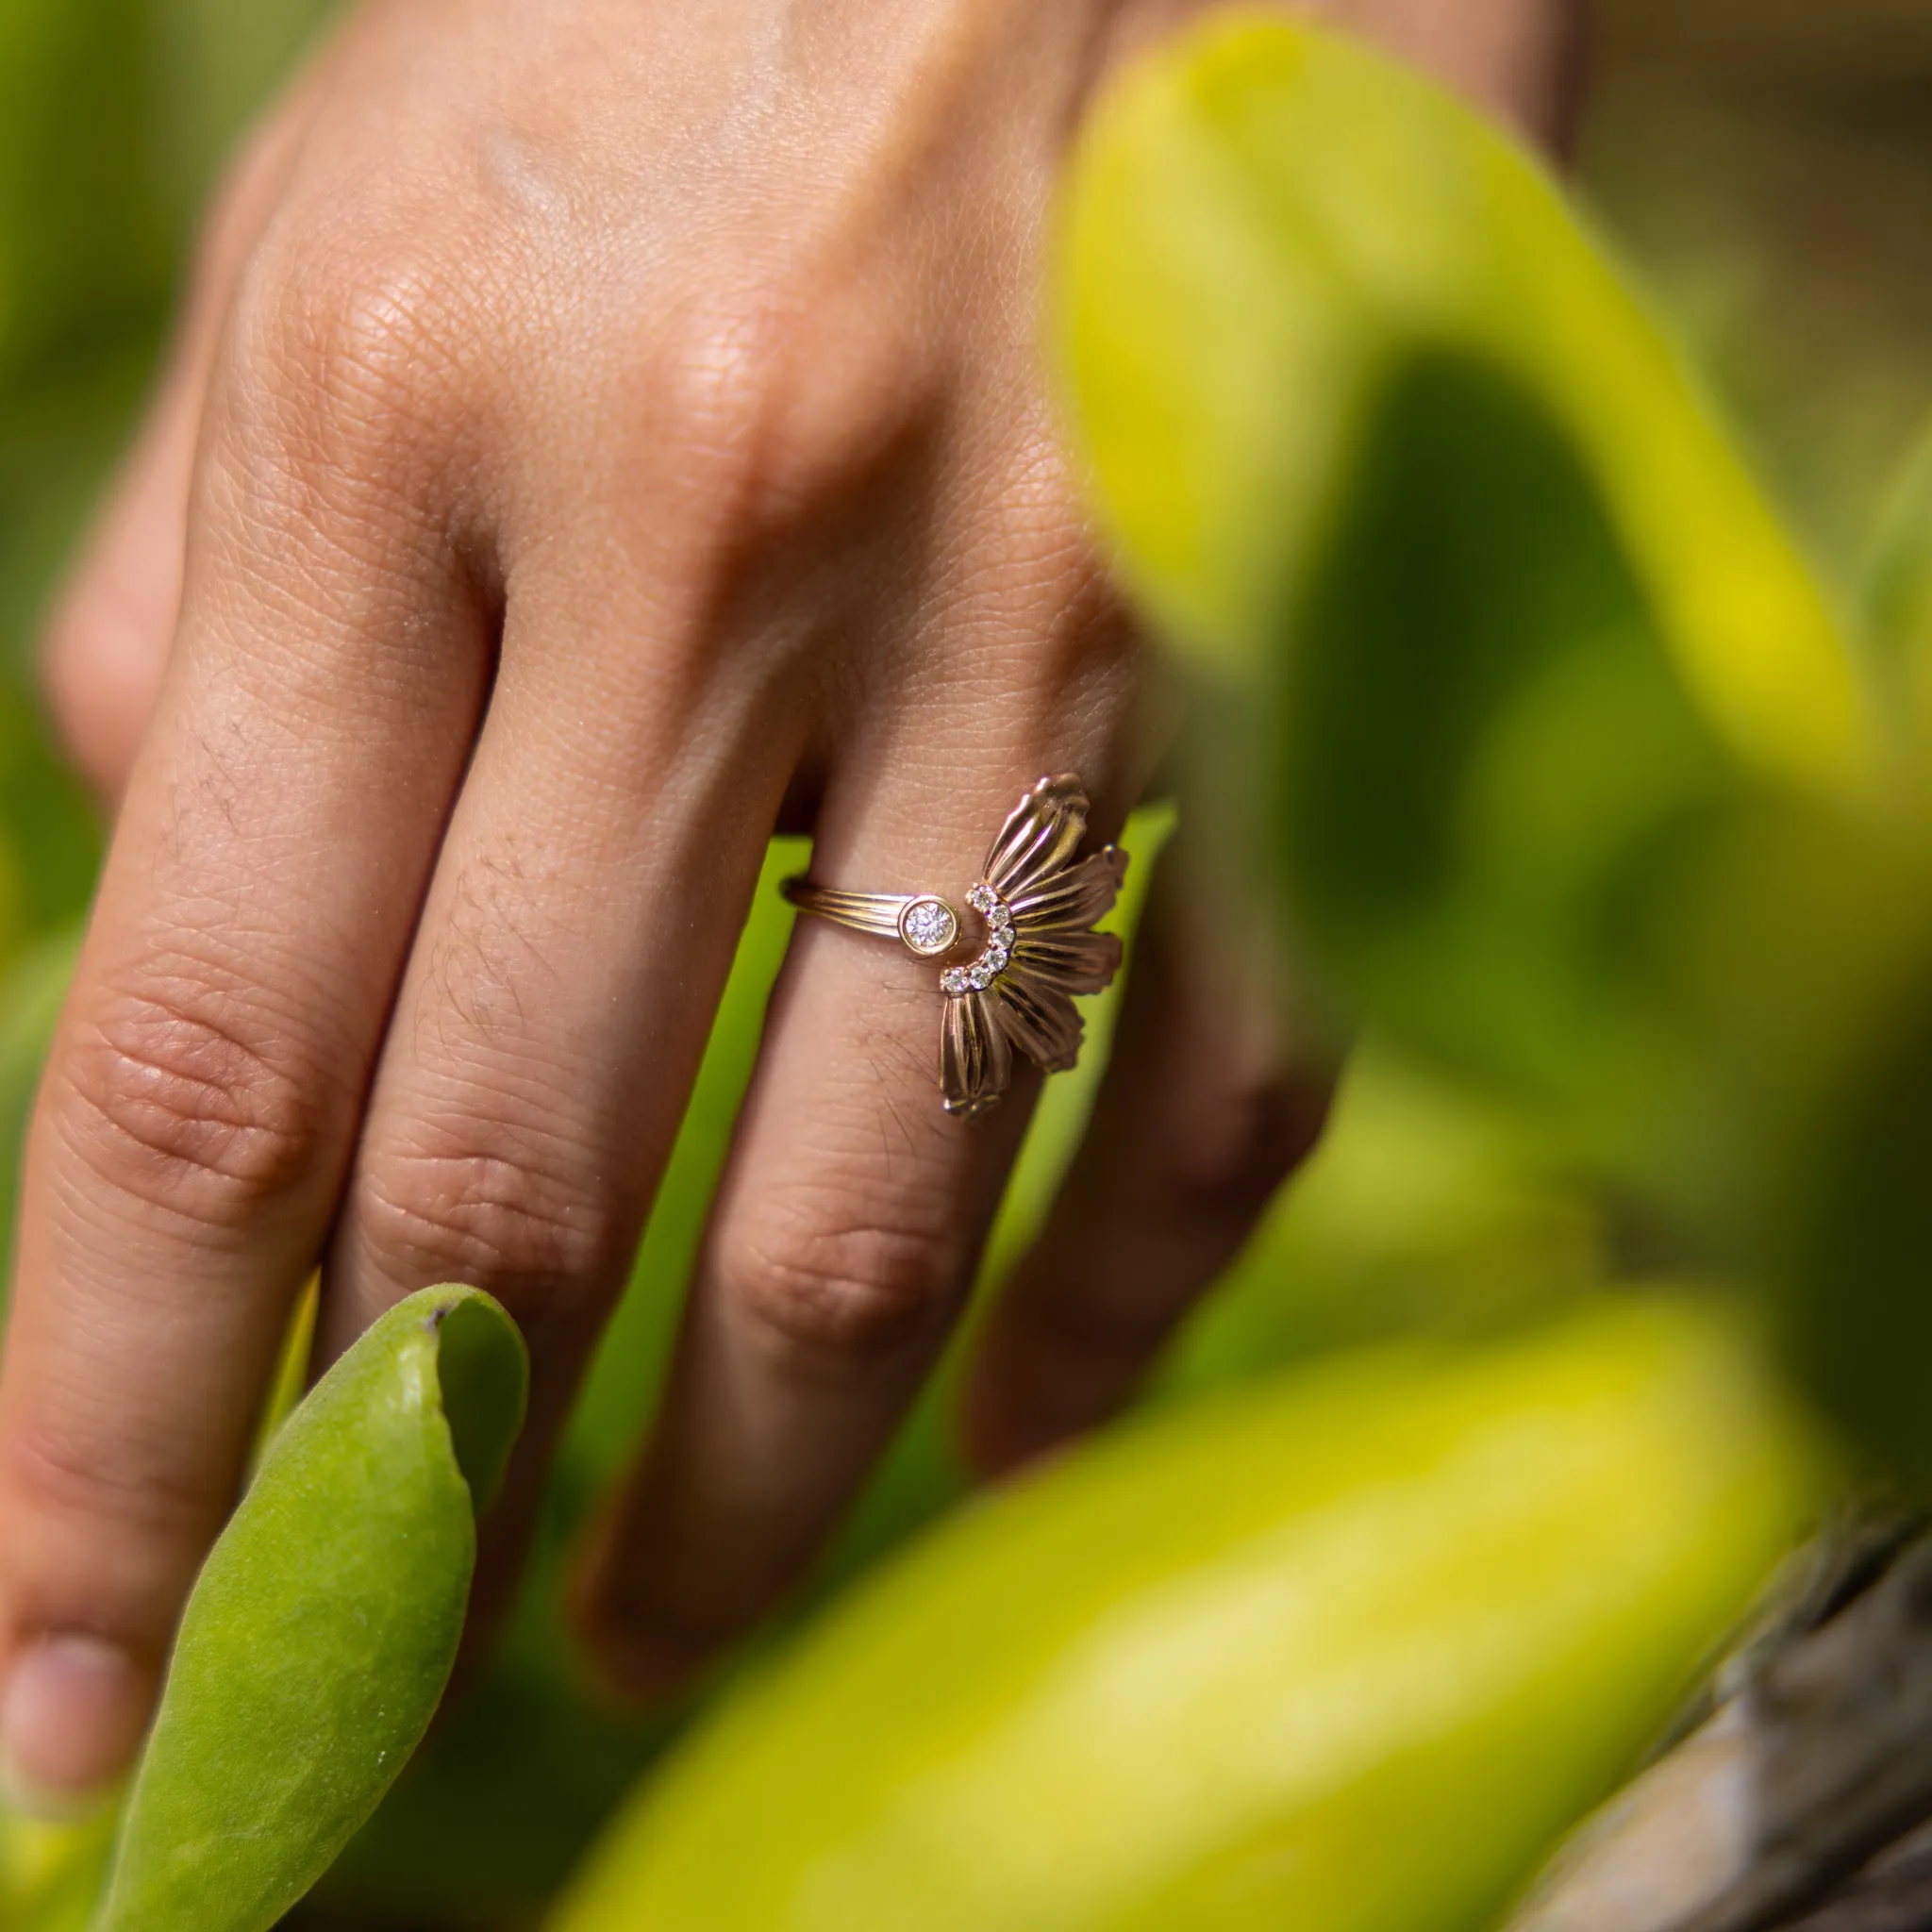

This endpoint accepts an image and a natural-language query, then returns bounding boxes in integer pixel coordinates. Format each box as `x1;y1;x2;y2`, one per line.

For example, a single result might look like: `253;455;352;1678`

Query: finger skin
318;558;805;1648
0;197;494;1792
574;507;1143;1695
962;849;1333;1478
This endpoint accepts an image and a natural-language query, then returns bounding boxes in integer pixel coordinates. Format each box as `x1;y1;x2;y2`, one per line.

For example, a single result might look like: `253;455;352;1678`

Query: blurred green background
2;2;1931;1925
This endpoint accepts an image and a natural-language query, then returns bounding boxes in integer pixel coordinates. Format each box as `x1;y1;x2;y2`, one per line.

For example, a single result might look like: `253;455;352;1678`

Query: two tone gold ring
781;775;1127;1119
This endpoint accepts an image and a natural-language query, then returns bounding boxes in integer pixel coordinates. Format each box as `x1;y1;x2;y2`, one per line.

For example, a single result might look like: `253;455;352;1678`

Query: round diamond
968;963;992;990
899;896;959;958
941;967;967;996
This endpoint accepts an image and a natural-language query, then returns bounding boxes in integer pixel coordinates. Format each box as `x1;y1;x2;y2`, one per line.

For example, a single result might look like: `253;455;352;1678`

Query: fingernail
0;1635;149;1818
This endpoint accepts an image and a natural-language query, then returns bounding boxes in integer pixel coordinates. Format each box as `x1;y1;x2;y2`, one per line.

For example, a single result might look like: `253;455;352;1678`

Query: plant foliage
0;8;1927;1930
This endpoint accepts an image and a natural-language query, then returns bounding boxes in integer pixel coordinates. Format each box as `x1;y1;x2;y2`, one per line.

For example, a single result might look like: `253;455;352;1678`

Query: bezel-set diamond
898;895;960;958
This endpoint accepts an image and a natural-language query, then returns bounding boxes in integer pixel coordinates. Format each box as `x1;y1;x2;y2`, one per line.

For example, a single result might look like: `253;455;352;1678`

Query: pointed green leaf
555;1299;1821;1932
94;1285;528;1932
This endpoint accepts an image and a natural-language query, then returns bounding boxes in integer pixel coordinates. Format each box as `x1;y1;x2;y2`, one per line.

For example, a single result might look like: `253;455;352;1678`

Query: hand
4;0;1577;1807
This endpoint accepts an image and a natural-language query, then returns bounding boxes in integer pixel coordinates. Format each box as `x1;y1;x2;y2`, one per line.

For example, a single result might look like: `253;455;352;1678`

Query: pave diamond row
941;884;1016;997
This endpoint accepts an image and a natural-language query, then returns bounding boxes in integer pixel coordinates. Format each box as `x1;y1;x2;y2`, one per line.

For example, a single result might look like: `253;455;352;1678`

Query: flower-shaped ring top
780;775;1128;1117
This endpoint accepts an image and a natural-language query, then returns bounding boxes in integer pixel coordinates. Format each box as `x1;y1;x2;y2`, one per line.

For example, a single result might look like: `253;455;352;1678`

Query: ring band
777;883;964;957
781;774;1128;1119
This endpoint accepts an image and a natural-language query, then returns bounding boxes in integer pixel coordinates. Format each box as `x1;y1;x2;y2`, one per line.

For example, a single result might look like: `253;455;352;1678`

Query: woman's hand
2;0;1576;1807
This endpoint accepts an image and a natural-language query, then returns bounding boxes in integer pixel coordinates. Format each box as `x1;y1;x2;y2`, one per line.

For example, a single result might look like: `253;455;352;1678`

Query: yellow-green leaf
1056;12;1871;794
555;1298;1821;1932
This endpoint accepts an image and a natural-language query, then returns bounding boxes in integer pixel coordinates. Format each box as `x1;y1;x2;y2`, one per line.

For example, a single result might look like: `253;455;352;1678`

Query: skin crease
3;0;1580;1807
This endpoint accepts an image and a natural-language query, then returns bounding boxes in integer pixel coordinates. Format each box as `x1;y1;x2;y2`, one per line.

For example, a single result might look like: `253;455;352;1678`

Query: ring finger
575;544;1141;1692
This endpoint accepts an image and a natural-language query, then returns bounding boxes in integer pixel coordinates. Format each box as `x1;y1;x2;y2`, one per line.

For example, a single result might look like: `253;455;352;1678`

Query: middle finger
319;493;805;1627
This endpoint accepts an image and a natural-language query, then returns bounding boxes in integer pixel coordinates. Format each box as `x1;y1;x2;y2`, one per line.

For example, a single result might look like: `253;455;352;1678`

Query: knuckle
57;972;326;1227
644;281;916;539
2;1416;214;1547
40;568;131;695
1168;1069;1332;1218
357;1131;616;1304
720;1190;964;1366
39;565;168;789
219;204;482;491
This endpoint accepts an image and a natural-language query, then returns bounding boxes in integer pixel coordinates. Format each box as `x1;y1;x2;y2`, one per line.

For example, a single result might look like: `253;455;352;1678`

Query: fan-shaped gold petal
1008;847;1127;933
993;974;1083;1073
941;989;1012;1117
1011;929;1123;997
983;774;1090;898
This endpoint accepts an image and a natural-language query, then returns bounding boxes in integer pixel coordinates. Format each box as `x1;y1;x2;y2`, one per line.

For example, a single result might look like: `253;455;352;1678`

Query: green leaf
93;1285;529;1932
1052;14;1924;1247
1156;1038;1605;1390
1765;962;1932;1483
1055;12;1871;794
554;1298;1822;1932
1269;345;1748;1120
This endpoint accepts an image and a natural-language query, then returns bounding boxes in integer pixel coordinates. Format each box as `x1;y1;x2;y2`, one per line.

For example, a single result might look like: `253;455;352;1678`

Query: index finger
0;256;490;1807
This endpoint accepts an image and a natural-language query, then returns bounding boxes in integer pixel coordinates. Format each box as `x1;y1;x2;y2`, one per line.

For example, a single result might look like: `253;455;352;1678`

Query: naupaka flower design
935;775;1127;1118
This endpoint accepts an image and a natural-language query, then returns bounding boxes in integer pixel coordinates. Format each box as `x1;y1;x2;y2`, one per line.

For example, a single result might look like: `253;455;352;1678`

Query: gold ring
781;774;1128;1119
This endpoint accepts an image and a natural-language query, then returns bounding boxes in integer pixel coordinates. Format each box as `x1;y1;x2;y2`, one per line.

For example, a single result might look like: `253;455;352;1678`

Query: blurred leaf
0;1804;114;1932
1863;420;1932;658
0;0;170;402
1056;11;1871;794
1767;973;1932;1486
1863;416;1932;769
95;1285;528;1932
1266;343;1752;1131
1159;1038;1605;1391
1054;14;1932;1270
556;1299;1822;1932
